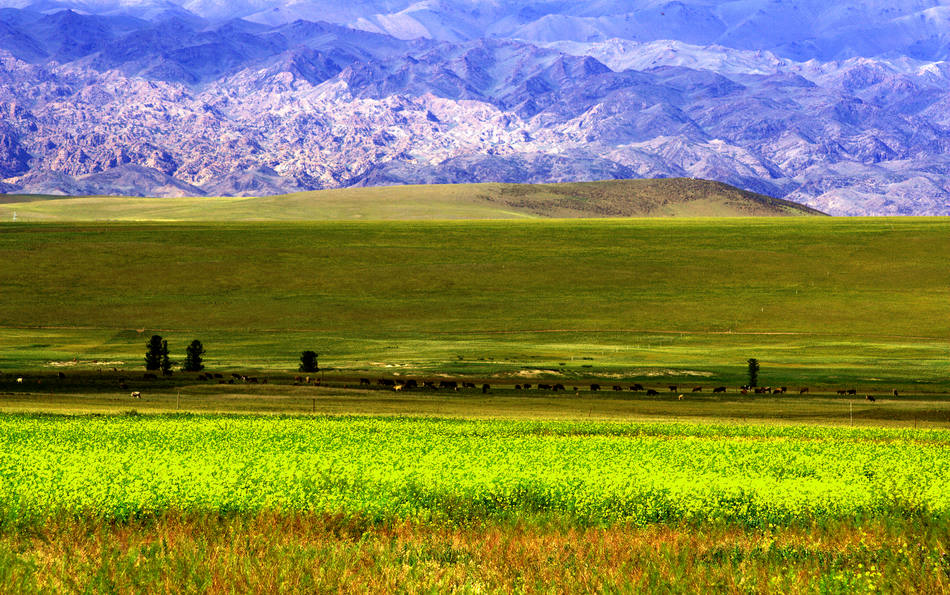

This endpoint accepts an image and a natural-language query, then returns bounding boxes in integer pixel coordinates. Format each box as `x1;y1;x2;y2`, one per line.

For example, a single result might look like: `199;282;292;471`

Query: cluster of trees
145;341;757;385
146;338;320;375
145;335;205;373
144;337;760;388
144;340;760;385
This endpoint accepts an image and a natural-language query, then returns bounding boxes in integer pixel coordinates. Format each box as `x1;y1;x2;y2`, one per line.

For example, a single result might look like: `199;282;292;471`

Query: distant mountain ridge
0;3;948;215
9;1;950;62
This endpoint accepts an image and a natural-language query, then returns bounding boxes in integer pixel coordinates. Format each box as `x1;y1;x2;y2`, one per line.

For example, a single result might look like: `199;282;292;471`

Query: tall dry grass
1;512;946;593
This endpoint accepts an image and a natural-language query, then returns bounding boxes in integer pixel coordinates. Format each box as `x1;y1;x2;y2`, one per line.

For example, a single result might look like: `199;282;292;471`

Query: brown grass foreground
1;513;947;593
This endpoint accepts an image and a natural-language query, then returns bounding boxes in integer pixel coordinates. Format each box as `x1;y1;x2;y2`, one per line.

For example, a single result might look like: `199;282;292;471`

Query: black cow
713;386;726;393
847;389;857;395
646;389;659;396
538;383;552;390
360;378;371;385
668;385;677;392
405;380;418;389
553;383;565;391
482;384;491;393
631;383;644;391
799;387;809;394
613;385;623;391
523;383;532;390
590;384;601;391
439;380;458;390
463;382;476;389
865;394;876;402
515;384;522;390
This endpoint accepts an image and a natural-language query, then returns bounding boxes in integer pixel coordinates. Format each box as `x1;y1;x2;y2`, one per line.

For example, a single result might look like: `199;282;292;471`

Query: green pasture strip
0;414;948;527
0;218;948;387
1;374;949;427
1;328;946;389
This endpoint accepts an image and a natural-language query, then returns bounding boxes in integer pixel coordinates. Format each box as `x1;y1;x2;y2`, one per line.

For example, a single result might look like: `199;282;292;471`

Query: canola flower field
2;414;948;528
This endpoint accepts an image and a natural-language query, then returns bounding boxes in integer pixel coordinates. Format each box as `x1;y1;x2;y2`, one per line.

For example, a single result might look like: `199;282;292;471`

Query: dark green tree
747;358;760;388
184;340;205;372
299;350;319;373
145;335;163;371
160;339;173;375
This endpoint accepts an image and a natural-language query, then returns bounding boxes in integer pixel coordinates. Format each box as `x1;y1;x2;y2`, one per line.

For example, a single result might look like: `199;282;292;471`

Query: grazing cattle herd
0;370;908;402
314;380;902;403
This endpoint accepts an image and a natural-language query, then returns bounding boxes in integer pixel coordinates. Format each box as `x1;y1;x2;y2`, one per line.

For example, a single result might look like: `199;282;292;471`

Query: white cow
16;377;23;384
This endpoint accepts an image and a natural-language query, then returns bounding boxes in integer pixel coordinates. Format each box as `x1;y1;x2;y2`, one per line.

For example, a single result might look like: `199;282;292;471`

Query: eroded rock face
0;7;948;214
0;123;30;178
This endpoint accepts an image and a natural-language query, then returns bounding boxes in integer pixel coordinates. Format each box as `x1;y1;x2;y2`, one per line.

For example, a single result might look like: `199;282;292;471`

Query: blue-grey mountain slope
0;3;947;214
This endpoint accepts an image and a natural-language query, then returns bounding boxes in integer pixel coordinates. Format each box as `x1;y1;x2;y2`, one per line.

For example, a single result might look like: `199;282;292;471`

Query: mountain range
0;1;949;215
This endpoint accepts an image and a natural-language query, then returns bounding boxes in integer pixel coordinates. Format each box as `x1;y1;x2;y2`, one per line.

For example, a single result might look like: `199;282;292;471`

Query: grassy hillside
0;179;823;221
0;217;946;391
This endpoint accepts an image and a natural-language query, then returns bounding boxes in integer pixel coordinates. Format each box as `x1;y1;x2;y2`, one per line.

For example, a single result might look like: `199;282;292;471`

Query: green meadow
1;217;948;391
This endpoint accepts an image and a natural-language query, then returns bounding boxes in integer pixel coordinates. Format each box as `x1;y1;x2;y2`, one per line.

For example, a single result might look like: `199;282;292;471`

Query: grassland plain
1;214;949;592
0;217;948;392
0;414;947;593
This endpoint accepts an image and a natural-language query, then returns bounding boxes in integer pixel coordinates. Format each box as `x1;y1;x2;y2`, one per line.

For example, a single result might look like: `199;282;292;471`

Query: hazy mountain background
0;0;949;214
